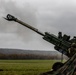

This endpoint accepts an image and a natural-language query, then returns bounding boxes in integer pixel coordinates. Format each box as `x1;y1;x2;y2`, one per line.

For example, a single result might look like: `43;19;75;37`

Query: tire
52;62;64;71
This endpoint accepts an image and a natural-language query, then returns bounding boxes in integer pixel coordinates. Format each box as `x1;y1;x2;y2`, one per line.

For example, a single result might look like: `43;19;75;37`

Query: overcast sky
0;0;76;51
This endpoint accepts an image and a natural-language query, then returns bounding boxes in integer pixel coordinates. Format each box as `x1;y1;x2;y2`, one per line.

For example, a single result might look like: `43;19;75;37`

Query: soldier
68;43;76;57
40;43;76;75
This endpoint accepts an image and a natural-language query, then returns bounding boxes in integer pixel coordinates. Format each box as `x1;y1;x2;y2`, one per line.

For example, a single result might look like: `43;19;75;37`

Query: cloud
0;0;76;51
37;0;76;36
0;0;37;42
0;33;27;49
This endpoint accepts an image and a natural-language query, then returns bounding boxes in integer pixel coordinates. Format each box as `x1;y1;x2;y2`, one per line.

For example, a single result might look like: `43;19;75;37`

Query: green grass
0;60;61;75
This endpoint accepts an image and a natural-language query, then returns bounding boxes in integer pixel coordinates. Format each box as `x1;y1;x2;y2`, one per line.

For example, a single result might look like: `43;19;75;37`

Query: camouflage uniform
68;43;76;57
41;53;76;75
40;43;76;75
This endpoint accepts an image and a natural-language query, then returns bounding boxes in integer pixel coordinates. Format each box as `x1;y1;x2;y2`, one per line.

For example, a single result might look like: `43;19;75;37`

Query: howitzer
4;14;76;58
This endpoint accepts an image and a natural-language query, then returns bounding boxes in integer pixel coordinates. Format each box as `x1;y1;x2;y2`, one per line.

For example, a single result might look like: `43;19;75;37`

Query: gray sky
0;0;76;51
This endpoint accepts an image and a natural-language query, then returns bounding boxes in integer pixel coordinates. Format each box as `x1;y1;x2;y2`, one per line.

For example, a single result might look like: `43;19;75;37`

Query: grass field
0;60;61;75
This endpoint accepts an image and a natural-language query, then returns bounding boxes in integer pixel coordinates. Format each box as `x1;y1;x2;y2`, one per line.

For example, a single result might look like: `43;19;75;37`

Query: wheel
52;62;64;71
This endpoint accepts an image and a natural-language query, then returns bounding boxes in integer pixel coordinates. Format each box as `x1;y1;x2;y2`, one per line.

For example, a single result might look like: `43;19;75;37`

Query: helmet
71;43;76;48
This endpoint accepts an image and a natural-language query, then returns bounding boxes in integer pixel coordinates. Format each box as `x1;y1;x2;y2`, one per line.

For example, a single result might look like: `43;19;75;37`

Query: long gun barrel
4;14;45;36
4;14;76;58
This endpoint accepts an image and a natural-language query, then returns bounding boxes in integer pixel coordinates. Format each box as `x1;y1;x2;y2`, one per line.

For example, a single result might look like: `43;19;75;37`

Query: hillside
0;48;68;59
0;48;59;55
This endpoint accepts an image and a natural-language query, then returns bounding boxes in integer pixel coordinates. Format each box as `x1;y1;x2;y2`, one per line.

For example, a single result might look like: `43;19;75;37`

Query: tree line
0;53;62;60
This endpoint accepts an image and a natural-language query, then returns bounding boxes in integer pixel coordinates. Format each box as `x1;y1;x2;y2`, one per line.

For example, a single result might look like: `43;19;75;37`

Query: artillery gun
4;14;76;57
4;14;76;75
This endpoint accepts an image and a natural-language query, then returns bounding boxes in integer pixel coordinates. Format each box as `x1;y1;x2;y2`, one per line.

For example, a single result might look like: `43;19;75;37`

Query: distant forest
0;48;68;60
0;53;63;60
